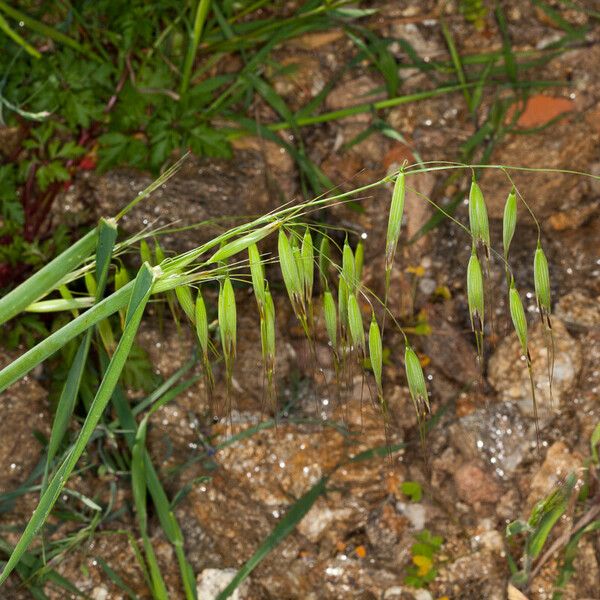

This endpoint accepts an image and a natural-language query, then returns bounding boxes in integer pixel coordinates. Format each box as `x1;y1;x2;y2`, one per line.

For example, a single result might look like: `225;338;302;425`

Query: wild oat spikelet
175;285;195;324
468;178;490;253
323;290;337;352
466;246;484;358
347;294;365;355
368;314;383;395
385;172;405;274
404;345;430;418
318;235;331;292
533;243;551;317
248;243;266;314
502;188;517;260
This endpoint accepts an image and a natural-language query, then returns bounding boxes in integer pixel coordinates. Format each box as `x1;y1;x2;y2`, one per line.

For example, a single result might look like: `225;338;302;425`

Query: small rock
513;95;575;128
418;277;437;296
471;521;505;554
383;587;407;600
450;402;534;476
527;441;583;507
326;75;384;114
91;587;109;600
196;568;249;600
555;291;600;328
297;498;352;543
397;502;426;530
438;551;503;598
488;319;582;419
477;530;504;554
365;503;408;549
454;463;502;505
548;200;599;231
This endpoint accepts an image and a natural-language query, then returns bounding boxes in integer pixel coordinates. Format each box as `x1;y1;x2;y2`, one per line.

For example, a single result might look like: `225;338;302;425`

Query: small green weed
506;425;600;597
404;529;444;589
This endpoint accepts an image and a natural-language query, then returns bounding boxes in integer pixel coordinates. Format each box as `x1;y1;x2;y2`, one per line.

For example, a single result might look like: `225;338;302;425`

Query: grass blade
0;229;97;326
44;219;118;485
0;264;155;585
180;0;212;95
132;417;169;599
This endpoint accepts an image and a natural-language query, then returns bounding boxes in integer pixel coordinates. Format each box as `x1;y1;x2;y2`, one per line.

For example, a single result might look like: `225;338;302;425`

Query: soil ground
1;2;600;599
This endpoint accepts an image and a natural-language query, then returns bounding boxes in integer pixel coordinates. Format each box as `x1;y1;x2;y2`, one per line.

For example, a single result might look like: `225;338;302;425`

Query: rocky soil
2;1;600;599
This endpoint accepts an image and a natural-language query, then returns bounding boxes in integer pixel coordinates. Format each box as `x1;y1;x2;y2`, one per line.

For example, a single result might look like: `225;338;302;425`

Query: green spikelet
248;243;266;315
384;172;405;331
195;289;214;404
404;344;430;430
218;276;237;400
301;228;314;302
175;285;195;324
347;294;365;356
469;178;490;254
140;239;152;265
368;314;383;397
509;281;528;357
509;279;540;445
502;188;517;261
534;244;551;317
338;276;349;340
466;246;485;360
354;240;364;283
154;238;165;264
318;235;331;292
342;239;356;296
385;172;405;275
261;287;276;408
323;290;337;354
533;242;555;403
278;230;304;313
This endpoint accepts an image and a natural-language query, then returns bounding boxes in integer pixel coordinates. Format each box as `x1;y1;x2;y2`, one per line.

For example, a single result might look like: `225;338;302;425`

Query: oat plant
1;159;593;592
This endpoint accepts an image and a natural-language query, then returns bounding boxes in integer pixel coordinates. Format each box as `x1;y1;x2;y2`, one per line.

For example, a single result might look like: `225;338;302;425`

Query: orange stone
514;95;575;128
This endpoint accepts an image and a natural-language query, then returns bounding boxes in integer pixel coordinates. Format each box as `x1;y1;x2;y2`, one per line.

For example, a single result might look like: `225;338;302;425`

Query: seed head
278;230;303;306
318;235;331;291
140;239;152;265
347;294;365;354
154;239;165;264
338;276;349;333
248;243;266;313
323;290;337;350
114;264;130;291
195;290;209;356
534;243;551;314
509;280;528;355
175;285;195;324
261;287;276;369
368;314;383;393
469;178;490;249
404;344;430;416
301;228;314;301
502;188;517;259
466;247;484;332
218;276;237;360
342;239;356;295
354;240;364;283
385;172;405;270
404;344;430;418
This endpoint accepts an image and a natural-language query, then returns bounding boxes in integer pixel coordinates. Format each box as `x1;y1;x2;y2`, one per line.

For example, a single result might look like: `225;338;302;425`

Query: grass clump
1;159;596;596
